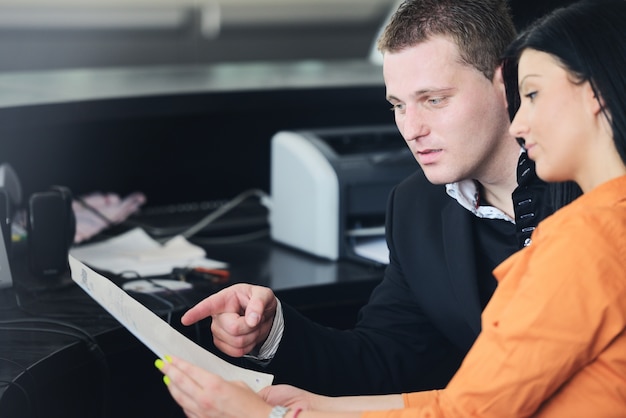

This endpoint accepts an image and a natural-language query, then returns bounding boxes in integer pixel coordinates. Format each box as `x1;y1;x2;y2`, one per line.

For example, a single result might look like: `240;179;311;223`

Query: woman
155;1;626;416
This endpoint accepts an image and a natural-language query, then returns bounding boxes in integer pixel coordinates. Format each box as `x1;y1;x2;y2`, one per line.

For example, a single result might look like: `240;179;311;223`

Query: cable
0;357;33;377
188;228;269;245
0;379;33;418
169;188;269;241
0;325;89;340
116;270;195;321
146;278;195;309
73;196;115;227
0;318;99;345
14;291;116;321
0;357;36;417
125;287;176;324
73;188;270;242
121;271;208;346
0;318;111;418
0;357;35;404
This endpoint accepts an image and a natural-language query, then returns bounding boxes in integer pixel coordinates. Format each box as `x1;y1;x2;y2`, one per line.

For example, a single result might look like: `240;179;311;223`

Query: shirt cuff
244;297;284;361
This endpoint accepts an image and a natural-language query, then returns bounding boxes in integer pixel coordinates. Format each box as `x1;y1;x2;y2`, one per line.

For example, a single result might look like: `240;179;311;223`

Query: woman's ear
584;81;603;116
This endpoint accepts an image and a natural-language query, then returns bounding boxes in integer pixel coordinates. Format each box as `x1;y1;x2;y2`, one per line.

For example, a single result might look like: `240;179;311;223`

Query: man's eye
390;103;404;112
427;97;447;106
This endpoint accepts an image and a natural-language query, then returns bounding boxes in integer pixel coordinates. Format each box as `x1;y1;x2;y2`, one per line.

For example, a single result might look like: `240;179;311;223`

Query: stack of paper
70;227;226;277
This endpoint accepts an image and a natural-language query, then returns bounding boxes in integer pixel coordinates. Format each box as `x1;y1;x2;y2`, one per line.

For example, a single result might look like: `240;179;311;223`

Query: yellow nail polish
154;359;164;370
165;355;173;363
163;375;171;386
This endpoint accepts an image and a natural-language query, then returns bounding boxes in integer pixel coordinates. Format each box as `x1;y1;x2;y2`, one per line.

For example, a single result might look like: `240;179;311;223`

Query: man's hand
181;283;278;357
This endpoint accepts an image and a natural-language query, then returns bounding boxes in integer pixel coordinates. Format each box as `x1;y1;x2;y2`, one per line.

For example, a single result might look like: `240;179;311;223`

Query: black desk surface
0;207;384;418
0;59;388;417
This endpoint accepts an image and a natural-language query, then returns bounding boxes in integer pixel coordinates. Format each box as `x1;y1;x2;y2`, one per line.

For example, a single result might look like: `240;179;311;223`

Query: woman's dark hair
501;0;626;207
503;0;626;163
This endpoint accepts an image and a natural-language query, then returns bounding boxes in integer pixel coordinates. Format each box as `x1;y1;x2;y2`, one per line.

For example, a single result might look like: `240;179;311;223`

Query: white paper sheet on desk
70;227;227;277
353;236;389;264
68;255;274;392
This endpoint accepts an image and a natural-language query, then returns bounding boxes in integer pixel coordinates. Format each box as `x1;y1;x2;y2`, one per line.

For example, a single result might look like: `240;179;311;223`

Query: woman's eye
524;91;538;101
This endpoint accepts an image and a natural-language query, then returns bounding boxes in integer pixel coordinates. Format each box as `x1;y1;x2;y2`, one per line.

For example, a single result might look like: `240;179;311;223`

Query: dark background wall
0;0;578;209
0;86;390;207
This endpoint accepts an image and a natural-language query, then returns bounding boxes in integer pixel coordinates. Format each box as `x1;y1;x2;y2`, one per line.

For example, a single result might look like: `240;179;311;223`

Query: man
178;0;570;396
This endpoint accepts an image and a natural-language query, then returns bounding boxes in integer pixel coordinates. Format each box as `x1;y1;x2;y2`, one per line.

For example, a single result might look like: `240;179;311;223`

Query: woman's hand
155;355;273;418
155;356;387;417
260;384;321;410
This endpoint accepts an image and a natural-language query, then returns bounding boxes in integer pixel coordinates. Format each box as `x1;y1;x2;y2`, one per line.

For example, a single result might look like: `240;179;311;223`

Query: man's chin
421;170;456;186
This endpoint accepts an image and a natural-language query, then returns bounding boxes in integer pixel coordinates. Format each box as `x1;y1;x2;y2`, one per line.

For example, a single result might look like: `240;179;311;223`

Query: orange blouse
363;175;626;417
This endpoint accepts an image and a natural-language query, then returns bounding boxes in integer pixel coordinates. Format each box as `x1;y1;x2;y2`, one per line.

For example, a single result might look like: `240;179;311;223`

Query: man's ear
495;64;520;121
493;66;509;108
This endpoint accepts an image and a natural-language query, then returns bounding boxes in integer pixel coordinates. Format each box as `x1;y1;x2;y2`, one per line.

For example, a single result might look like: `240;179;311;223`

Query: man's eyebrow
415;87;456;95
387;87;456;102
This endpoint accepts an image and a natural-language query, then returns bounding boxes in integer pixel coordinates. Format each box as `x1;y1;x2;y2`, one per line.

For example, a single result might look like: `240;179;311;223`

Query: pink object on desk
72;191;146;243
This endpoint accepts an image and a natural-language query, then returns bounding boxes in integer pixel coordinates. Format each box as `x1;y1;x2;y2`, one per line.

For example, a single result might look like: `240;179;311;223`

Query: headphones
27;185;76;277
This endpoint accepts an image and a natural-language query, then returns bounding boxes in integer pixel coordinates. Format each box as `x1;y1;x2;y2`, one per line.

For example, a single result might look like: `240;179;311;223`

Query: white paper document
70;227;227;277
68;255;274;392
352;236;389;264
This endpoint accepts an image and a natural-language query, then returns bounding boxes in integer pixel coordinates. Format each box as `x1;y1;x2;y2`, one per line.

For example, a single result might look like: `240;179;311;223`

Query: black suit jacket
256;158;560;396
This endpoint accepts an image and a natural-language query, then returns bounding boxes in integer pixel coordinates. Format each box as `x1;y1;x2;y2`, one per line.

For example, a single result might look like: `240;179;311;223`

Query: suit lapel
441;201;482;335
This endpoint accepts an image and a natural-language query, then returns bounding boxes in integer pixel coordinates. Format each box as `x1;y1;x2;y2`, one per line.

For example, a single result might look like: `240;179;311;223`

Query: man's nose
401;108;429;141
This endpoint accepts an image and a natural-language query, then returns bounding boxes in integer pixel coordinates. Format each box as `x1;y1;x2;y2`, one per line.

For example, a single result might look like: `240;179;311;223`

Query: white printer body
270;125;417;262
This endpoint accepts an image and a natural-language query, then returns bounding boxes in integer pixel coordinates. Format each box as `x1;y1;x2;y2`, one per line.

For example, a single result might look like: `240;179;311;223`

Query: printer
270;125;418;263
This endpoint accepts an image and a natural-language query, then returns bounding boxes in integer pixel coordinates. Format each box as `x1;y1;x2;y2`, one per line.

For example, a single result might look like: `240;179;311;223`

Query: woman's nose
509;110;529;143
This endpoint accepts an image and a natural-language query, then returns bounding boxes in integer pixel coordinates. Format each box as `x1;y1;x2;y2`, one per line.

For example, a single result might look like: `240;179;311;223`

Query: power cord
0;379;32;418
119;271;207;346
188;228;269;245
14;290;116;321
0;318;110;418
0;357;35;418
179;188;269;240
117;270;197;324
73;195;116;227
71;188;271;242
